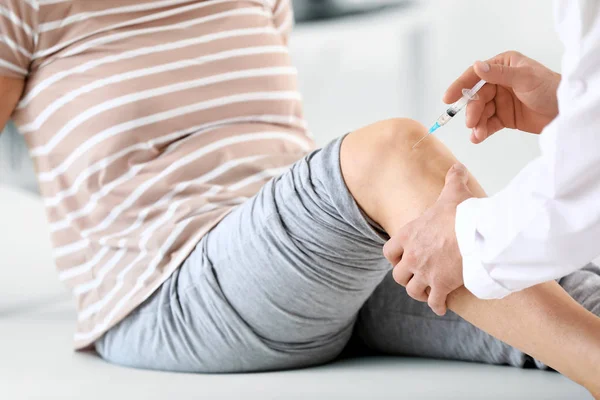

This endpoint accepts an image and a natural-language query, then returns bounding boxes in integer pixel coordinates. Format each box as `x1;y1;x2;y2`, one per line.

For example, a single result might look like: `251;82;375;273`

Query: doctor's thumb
474;61;522;88
440;164;472;203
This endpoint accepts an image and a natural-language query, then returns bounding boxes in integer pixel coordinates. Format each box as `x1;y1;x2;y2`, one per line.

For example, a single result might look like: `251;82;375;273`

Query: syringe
413;79;486;149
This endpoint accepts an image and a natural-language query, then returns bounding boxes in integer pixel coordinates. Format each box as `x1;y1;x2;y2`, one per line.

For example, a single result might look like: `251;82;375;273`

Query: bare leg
340;118;600;396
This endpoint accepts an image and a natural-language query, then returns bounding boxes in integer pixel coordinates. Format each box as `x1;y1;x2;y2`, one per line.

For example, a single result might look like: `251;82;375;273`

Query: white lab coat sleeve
455;0;600;299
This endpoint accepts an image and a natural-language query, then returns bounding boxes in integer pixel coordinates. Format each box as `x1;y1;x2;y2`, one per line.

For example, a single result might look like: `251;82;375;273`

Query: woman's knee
340;118;462;233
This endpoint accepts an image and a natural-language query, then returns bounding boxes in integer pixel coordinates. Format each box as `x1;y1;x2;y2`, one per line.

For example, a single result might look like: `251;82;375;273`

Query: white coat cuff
455;198;512;300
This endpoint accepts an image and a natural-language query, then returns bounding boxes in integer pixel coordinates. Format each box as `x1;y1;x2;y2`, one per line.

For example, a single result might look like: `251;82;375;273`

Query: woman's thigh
96;135;391;373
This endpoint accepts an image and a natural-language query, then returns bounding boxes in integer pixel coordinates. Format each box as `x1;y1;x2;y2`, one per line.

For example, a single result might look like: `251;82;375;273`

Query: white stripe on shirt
20;26;278;107
37;91;301;182
34;3;264;60
0;6;34;37
43;113;305;208
38;0;231;33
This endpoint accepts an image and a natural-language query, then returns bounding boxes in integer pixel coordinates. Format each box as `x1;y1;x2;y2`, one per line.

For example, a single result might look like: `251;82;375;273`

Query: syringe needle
412;134;429;149
413;122;441;149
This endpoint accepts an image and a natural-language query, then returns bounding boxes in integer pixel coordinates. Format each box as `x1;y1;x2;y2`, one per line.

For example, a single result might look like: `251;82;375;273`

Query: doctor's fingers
465;85;497;128
428;287;449;316
392;264;413;287
444;51;521;103
444;64;481;104
383;234;405;265
405;277;430;302
472;103;504;143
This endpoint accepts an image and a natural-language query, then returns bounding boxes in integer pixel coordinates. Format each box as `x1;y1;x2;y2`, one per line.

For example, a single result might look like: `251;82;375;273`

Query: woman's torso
9;0;313;348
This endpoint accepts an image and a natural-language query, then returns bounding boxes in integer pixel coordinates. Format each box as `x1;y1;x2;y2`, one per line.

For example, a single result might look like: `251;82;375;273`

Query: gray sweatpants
95;136;600;373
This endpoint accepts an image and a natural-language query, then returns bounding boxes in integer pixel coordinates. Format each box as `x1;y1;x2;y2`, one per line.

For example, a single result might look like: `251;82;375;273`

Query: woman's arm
339;118;600;397
0;76;24;131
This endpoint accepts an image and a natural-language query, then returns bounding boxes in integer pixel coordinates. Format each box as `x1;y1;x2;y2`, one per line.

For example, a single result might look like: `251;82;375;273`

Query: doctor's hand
383;164;474;316
445;51;561;144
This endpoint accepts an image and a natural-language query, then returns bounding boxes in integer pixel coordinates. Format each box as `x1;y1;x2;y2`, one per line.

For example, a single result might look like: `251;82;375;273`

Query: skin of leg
340;118;600;395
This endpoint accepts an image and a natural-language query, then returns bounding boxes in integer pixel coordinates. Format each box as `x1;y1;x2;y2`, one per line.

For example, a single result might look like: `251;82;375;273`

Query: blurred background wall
0;0;563;195
289;0;562;194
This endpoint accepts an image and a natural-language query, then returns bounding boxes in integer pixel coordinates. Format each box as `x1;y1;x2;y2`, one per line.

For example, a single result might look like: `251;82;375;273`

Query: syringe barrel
469;79;486;95
433;80;486;130
449;95;470;114
436;112;452;127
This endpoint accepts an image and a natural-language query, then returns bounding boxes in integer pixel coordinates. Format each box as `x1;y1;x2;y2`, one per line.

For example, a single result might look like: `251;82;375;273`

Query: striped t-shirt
0;0;314;349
